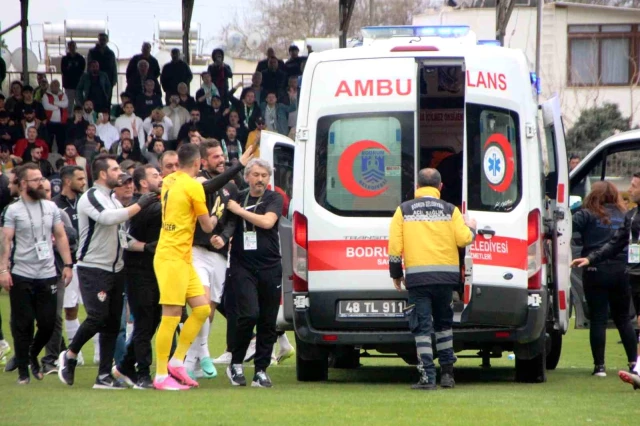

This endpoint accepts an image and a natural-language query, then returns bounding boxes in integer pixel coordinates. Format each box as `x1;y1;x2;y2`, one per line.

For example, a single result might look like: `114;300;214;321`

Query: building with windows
414;1;640;126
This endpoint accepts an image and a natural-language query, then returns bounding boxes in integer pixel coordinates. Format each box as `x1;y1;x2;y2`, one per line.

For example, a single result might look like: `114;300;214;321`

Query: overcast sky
1;0;252;61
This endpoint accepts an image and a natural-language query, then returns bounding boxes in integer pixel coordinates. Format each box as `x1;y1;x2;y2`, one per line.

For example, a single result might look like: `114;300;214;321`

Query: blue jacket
259;101;296;135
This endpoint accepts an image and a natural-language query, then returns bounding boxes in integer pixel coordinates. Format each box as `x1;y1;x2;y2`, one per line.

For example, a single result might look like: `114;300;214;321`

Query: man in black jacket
207;49;233;107
87;33;118;100
126;43;161;96
184;140;237;379
572;172;640;389
112;164;163;389
161;49;193;104
61;41;86;114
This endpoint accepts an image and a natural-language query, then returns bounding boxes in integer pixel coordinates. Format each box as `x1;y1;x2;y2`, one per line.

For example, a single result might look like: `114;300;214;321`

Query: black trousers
229;262;282;371
9;274;58;376
42;278;67;365
583;264;638;365
46;122;67;154
69;266;125;376
118;267;161;378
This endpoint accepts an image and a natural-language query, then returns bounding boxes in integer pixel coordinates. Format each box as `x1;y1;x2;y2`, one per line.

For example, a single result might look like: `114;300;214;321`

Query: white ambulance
264;25;572;384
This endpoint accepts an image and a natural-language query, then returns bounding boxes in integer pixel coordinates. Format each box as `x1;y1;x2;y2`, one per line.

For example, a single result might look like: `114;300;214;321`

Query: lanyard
21;198;46;243
242;192;262;232
629;210;638;244
243;103;254;125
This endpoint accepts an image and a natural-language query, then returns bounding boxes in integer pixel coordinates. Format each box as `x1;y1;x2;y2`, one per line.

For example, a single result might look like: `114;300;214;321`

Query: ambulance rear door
541;96;571;333
260;130;296;329
461;55;532;327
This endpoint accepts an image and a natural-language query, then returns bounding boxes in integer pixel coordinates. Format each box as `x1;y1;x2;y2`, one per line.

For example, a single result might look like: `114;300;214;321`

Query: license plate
338;300;407;318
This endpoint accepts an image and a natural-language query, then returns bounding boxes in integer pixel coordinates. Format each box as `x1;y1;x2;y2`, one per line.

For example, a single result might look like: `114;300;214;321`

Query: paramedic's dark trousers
408;284;457;383
118;267;161;378
69;267;125;377
229;263;282;371
42;278;67;365
9;274;58;377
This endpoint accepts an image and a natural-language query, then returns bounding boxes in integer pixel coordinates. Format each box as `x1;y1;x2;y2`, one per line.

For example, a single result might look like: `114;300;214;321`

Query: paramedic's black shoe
440;365;455;389
411;374;436;390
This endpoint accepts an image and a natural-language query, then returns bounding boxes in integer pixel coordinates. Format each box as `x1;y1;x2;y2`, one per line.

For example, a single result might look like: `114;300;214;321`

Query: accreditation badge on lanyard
243;193;262;251
23;199;52;261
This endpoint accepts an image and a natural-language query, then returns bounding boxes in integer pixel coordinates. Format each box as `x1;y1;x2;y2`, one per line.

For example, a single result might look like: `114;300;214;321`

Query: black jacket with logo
193;169;238;256
587;206;640;275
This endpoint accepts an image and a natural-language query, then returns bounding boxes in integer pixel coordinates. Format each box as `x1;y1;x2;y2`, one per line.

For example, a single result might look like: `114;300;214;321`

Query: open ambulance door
540;96;572;338
260;130;296;330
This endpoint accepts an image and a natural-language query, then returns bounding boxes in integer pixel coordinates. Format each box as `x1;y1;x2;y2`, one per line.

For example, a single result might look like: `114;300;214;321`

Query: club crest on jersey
359;150;387;191
97;291;107;302
223;188;230;197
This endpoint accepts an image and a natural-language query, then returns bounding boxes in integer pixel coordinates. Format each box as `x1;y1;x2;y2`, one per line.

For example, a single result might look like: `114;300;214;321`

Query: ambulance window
315;112;414;217
273;144;294;219
466;104;521;212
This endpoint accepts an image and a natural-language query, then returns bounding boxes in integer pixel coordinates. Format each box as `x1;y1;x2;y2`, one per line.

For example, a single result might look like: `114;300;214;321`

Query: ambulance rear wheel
296;353;329;382
514;333;547;383
546;330;562;370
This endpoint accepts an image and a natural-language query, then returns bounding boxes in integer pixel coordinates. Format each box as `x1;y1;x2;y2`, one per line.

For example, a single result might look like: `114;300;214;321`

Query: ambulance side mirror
569;195;582;212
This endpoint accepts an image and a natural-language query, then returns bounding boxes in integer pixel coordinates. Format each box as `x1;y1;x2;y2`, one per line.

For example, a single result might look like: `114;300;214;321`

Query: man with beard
29;146;54;178
112;164;163;389
114;102;145;146
185;141;238;379
117;138;142;164
81;100;98;125
12;85;47;123
224;158;284;388
53;166;88;366
19;106;49;145
0;163;73;384
76;124;103;167
57;155;157;389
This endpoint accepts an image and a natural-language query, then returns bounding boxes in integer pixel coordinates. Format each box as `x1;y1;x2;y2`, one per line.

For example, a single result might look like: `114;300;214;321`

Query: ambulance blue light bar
361;25;471;39
478;40;501;46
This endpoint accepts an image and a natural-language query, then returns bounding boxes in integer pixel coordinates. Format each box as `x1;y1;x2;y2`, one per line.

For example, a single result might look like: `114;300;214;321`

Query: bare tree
218;0;431;60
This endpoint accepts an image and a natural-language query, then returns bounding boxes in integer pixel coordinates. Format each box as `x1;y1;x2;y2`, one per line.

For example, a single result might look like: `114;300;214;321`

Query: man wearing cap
12;86;47;124
284;45;306;79
19;106;50;145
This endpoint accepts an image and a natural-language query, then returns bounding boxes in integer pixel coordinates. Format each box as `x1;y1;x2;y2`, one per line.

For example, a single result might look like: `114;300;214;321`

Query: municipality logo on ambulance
360;150;386;191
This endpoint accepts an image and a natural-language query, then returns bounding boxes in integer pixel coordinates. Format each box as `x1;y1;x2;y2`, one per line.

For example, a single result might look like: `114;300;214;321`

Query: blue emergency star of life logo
483;145;506;185
359;149;387;191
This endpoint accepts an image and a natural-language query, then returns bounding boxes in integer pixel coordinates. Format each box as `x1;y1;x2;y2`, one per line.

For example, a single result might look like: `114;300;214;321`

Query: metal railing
2;71;256;104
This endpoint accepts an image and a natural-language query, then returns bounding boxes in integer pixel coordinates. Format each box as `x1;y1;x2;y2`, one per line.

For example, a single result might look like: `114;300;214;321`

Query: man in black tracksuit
225;158;284;388
112;164;163;389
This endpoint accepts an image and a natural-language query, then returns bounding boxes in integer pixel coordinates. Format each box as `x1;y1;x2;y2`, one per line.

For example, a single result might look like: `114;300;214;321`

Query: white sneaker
276;345;295;364
244;338;257;362
213;351;232;364
0;340;11;360
76;351;85;366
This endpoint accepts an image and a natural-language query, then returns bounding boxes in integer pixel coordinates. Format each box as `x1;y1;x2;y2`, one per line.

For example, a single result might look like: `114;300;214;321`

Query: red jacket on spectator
13;138;50;160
